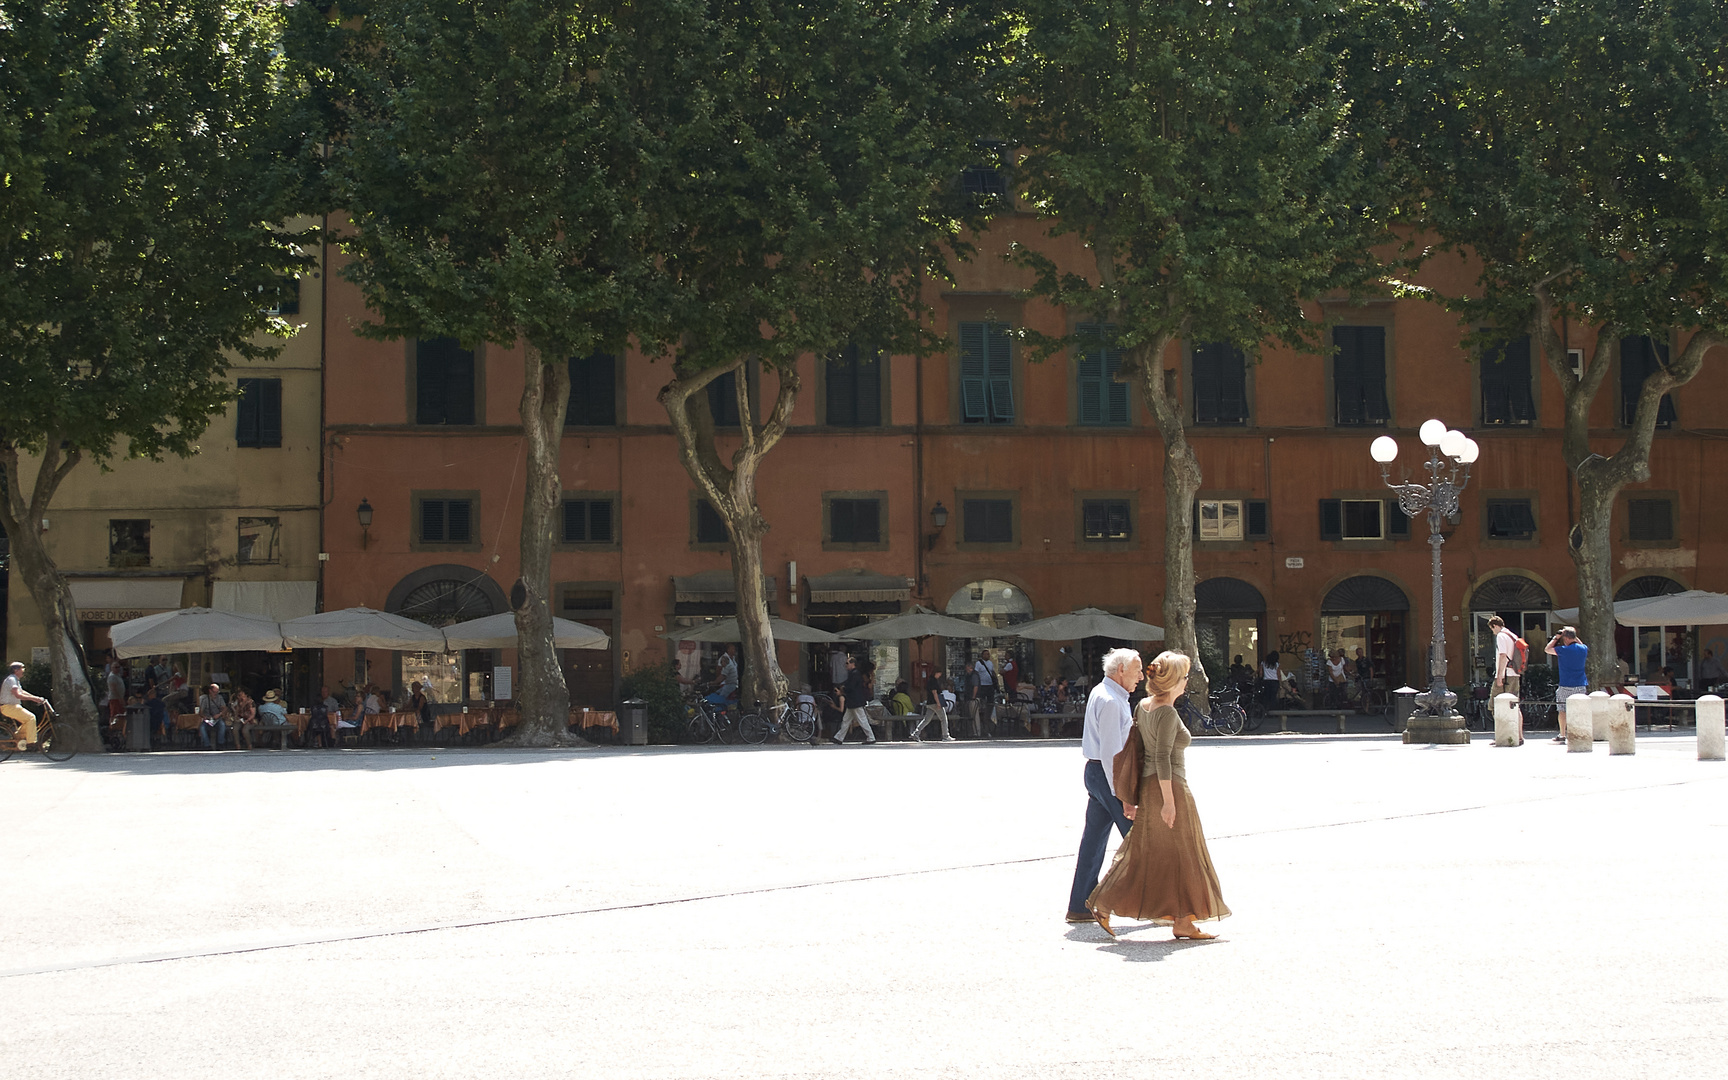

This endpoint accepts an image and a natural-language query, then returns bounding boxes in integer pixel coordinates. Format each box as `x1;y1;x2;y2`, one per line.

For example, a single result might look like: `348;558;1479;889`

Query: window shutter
1505;337;1534;422
422;500;446;543
959;323;988;420
855;348;882;426
257;378;282;447
1193;342;1246;425
568;353;617;426
1387;500;1411;538
825;348;857;426
446;500;472;543
562;500;586;543
1620;336;1676;427
1076;325;1103;425
446;348;475;425
1507;501;1535;536
1320;499;1342;541
1360;328;1389;421
1218;346;1247;423
1335;327;1388;424
986;322;1014;422
1192;343;1220;424
988;500;1012;541
589;500;613;543
416;345;446;424
1628;498;1673;542
235;379;260;446
830;499;856;542
1106;501;1130;539
708;370;740;427
1084;502;1105;539
1103;345;1128;424
1246;500;1269;539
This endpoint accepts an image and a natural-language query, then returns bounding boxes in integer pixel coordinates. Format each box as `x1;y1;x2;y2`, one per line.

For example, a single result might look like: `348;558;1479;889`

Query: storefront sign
1284;557;1305;570
493;666;512;699
79;609;167;622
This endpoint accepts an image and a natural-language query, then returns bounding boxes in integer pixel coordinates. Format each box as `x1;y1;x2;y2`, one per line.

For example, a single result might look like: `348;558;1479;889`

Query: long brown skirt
1088;778;1230;925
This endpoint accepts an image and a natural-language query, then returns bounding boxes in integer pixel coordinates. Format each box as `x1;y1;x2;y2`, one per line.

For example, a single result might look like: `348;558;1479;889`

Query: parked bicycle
0;700;74;763
684;690;740;744
1211;681;1262;734
1175;691;1244;736
739;690;825;745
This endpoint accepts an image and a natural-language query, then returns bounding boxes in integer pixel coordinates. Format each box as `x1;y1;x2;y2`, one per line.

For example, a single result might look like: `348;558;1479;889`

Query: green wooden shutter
959;323;988;420
235;378;260;446
1320;499;1342;541
1246;500;1269;539
986;322;1014;421
257;378;282;447
1076;324;1103;424
446;500;473;543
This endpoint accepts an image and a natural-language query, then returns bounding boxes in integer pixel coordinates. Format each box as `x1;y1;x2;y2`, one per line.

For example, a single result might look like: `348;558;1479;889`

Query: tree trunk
496;341;584;748
1129;335;1210;707
0;443;101;751
1569;479;1617;689
658;359;800;711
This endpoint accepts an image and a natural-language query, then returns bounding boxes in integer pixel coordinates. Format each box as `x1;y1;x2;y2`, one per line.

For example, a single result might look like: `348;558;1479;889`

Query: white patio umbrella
1010;607;1166;642
837;605;1001;641
664;617;842;644
1551;590;1728;627
440;612;611;650
109;607;286;658
280;606;447;650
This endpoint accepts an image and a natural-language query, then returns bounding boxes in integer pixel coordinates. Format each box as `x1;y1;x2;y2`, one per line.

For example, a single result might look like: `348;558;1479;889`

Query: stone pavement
2;731;1724;1079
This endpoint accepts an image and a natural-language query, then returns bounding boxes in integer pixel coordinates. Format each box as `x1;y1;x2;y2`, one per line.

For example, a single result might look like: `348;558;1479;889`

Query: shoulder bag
1111;719;1145;807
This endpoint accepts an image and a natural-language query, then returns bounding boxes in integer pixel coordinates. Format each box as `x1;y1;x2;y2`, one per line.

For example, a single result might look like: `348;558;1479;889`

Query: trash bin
620;698;648;746
125;703;152;751
1392;686;1420;733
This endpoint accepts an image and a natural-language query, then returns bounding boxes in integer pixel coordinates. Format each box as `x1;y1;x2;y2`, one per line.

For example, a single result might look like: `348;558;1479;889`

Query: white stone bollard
1607;694;1636;755
1697;694;1725;761
1493;693;1523;747
1589;690;1612;741
1565;694;1594;752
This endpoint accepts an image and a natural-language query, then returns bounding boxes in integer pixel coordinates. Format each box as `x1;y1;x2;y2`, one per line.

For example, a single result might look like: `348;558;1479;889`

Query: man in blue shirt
1545;626;1590;743
1066;648;1143;924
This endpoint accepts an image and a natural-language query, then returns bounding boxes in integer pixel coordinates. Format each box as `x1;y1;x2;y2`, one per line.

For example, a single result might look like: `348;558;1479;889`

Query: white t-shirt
1262;662;1282;681
1495;629;1519;677
974;660;995;686
0;674;25;706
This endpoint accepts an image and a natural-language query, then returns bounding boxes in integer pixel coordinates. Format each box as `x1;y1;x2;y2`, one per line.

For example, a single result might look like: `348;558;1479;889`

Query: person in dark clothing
832;655;877;744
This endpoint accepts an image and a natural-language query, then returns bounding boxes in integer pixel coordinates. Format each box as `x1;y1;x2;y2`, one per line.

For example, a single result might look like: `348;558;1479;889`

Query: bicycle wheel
685;715;714;744
1214;703;1245;735
712;712;739;744
0;716;16;763
785;703;817;743
38;717;76;762
738;712;771;744
1241;699;1266;733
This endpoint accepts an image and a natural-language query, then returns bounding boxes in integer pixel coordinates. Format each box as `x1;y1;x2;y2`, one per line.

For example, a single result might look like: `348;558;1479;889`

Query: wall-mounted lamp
925;501;948;551
357;498;374;549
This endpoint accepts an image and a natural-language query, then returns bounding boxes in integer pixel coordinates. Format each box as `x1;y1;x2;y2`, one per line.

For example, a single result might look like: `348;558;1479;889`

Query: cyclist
2;661;49;745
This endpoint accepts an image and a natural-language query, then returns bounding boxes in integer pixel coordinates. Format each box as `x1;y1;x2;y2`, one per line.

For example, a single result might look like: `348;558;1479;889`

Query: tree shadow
22;742;742;777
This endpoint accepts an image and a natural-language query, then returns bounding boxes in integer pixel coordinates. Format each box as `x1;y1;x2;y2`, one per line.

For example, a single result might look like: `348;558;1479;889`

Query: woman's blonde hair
1145;651;1192;695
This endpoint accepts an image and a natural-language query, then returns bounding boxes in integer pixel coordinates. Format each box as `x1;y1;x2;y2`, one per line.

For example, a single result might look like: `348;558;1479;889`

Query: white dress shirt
1080;677;1134;795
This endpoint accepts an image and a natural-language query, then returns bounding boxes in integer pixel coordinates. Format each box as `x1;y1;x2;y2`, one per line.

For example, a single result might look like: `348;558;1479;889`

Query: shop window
1481;336;1535;426
959;321;1014;424
1076;324;1128;426
566;353;616;427
234;378;282;448
414;337;477;425
827;497;882;545
1082;499;1131;542
1620;336;1677;427
825;344;882;427
237;517;280;564
108;519;150;568
1627;497;1675;543
694;499;729;545
1333;325;1390;427
961;498;1013;544
418;497;474;545
561;498;615;544
1485;499;1536;541
1192;342;1248;425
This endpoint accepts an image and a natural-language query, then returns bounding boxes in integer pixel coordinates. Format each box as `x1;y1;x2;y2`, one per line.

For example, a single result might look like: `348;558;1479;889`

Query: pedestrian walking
971;649;998;737
1489;616;1523;698
1545;626;1589;742
832;655;877;744
1065;648;1142;925
1089;651;1231;940
908;675;955;742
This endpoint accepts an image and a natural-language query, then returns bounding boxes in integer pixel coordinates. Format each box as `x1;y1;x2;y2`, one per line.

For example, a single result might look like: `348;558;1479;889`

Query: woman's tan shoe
1092;908;1117;939
1172;916;1216;940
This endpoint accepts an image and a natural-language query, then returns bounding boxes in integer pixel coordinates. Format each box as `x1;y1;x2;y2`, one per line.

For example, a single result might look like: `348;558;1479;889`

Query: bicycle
684;690;740;744
739;690;824;745
1176;692;1244;736
1211;681;1261;734
0;701;75;762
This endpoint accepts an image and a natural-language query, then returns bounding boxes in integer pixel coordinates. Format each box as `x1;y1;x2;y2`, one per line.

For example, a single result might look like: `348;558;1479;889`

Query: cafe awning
109;607;286;658
68;577;187;620
281;607;446;650
806;569;911;605
672;571;776;604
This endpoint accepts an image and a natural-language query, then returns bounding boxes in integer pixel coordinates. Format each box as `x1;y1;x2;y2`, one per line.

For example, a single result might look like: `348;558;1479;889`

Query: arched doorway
1616;575;1686;680
1320;575;1409;692
386;567;505;705
1195;577;1265;689
945;579;1035;695
1468;575;1552;685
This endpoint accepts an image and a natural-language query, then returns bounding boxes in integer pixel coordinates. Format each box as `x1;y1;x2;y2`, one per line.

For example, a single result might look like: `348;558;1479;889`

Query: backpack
1511;636;1529;675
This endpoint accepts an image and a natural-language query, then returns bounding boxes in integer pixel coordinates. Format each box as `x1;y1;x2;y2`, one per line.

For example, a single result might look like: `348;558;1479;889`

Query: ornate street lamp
1371;420;1480;745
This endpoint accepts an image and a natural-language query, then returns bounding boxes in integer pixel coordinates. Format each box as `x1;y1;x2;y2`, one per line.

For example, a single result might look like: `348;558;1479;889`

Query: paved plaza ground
2;728;1724;1079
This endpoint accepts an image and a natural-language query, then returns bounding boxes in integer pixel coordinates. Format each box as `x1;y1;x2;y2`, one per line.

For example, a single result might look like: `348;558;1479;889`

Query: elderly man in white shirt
2;661;48;746
1065;647;1144;923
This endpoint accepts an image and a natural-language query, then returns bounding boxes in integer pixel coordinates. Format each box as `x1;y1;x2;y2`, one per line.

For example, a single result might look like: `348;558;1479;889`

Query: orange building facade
319;214;1728;710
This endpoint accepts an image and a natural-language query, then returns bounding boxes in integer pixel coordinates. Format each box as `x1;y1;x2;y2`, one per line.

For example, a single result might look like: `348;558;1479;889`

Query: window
1076;324;1129;426
109;519;150;568
234;378;282;448
959;321;1014;424
566;353;616;427
1333;326;1390;426
258;276;300;317
1320;499;1396;540
237;517;280;564
1620;336;1677;427
1194;499;1271;541
828;497;882;544
694;499;729;545
561;498;615;544
706;366;757;428
419;498;474;544
1481;336;1535;426
1082;499;1132;542
1192;342;1248;425
415;337;477;425
825;344;882;427
1628;498;1675;543
961;498;1013;543
960;141;1009;204
1485;499;1536;541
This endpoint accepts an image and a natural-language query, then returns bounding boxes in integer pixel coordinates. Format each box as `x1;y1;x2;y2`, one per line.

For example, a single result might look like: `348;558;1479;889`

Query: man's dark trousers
1068;758;1132;914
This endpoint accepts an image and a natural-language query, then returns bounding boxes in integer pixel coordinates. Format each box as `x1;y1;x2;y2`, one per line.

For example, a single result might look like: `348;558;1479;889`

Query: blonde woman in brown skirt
1089;650;1230;940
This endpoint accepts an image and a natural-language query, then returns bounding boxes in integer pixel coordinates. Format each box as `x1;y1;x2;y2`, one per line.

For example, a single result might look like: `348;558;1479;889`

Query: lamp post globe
1370;436;1399;463
1419;418;1447;446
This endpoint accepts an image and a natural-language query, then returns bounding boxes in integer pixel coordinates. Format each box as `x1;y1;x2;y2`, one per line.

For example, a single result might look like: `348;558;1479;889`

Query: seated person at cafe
230;688;258;748
197;683;230;749
887;680;915;716
144;678;169;743
258;689;288;725
306;686;335;748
